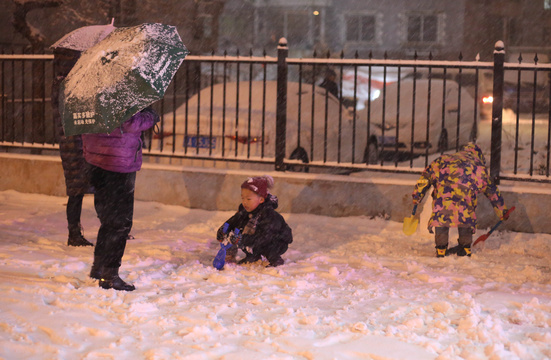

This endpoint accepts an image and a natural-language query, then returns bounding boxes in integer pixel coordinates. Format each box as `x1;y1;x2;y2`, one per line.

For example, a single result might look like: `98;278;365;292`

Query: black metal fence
2;40;551;183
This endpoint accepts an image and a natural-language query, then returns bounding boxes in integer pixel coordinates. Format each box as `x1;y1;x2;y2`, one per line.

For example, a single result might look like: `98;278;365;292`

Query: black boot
445;245;461;256
98;267;135;291
435;245;447;258
266;255;284;267
89;263;103;279
456;246;472;257
237;252;261;265
68;225;93;247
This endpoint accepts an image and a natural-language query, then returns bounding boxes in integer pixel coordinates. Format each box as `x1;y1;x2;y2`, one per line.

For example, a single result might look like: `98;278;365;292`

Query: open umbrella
50;19;116;51
60;23;189;136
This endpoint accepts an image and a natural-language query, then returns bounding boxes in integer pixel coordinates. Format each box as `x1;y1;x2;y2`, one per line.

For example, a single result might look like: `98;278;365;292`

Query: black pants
255;241;288;263
435;227;473;248
66;194;83;229
90;166;136;269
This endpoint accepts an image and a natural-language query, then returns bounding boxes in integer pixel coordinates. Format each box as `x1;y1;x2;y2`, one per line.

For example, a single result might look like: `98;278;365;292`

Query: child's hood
266;194;279;210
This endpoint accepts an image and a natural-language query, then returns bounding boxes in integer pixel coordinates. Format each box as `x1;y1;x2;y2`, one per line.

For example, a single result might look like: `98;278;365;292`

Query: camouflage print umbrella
60;23;189;136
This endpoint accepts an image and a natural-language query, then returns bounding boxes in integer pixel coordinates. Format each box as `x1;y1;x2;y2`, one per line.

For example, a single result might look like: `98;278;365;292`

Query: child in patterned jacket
412;143;509;257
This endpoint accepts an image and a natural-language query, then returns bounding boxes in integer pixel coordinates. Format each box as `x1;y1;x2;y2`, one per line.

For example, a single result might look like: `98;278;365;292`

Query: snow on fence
2;40;551;183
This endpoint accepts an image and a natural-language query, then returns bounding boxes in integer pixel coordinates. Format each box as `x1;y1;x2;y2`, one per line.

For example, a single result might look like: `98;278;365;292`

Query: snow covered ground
1;189;550;360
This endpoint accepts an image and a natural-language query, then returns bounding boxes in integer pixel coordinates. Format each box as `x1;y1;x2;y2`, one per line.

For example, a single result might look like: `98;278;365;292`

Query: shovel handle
412;204;418;216
473;206;515;247
488;206;515;234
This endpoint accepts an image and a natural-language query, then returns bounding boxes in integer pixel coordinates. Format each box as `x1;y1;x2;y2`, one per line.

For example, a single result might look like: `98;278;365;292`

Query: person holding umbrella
84;106;159;291
59;23;188;290
411;143;509;258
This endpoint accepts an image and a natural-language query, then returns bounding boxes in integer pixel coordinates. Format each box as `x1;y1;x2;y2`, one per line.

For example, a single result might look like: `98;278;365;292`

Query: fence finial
494;40;505;54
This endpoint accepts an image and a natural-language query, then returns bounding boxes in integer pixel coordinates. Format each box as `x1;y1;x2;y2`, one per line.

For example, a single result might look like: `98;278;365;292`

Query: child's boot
267;255;284;267
456;246;472;257
435;245;447;258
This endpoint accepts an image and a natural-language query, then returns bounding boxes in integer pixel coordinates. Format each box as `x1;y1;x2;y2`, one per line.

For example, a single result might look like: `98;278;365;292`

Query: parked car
502;80;549;114
154;80;356;168
482;55;551;116
356;78;477;163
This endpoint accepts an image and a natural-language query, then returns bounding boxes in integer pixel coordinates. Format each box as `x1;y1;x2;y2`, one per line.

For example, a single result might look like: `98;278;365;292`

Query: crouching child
217;175;293;267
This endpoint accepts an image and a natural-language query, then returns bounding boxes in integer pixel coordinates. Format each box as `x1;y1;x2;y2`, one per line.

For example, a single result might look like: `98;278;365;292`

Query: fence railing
2;40;551;183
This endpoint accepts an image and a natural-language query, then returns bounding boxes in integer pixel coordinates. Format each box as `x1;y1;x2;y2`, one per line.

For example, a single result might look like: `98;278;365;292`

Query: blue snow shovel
213;223;240;270
213;242;234;270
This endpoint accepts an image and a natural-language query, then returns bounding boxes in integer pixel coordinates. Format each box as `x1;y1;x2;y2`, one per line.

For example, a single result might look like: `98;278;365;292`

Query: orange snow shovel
472;206;515;247
403;204;419;236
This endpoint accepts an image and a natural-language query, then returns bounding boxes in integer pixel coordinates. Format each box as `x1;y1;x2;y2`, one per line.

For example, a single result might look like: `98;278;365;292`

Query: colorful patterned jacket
412;143;508;232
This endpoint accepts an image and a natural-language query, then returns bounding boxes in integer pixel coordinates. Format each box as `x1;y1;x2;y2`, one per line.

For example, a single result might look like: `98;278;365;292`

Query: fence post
490;41;505;184
275;37;288;171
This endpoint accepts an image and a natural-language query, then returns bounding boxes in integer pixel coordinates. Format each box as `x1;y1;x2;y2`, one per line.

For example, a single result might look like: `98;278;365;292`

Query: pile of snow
1;190;550;359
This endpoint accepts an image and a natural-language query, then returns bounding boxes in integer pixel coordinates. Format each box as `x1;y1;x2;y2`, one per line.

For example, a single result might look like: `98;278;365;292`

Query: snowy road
1;190;550;359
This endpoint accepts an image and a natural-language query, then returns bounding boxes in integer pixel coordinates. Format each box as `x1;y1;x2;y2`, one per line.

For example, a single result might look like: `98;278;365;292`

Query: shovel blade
472;233;489;247
403;216;419;236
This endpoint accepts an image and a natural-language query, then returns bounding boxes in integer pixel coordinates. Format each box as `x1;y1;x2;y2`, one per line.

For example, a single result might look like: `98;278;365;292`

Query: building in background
219;0;551;62
463;0;551;62
1;0;550;61
219;0;466;59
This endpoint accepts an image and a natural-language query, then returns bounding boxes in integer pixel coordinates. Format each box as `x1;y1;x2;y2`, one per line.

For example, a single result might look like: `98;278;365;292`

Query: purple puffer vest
82;108;158;173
